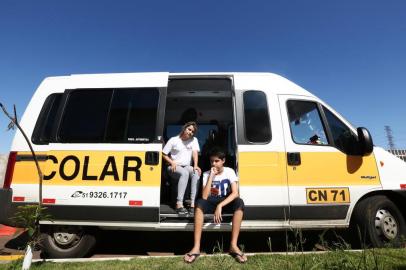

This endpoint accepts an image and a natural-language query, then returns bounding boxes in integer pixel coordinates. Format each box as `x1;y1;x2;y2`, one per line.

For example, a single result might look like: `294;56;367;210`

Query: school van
1;72;406;258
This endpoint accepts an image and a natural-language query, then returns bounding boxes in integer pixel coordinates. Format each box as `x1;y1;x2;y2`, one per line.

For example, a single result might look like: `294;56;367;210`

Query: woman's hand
170;161;177;172
194;166;202;176
214;205;223;223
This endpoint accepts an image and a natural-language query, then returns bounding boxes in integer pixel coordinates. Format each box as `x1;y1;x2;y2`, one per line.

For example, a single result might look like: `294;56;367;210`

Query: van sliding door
41;73;168;224
234;76;290;225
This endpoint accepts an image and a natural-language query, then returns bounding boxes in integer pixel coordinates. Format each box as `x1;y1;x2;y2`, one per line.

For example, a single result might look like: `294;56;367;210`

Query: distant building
387;149;406;162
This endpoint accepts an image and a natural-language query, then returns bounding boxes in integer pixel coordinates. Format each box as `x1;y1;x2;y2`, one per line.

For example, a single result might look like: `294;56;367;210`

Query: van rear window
32;93;62;144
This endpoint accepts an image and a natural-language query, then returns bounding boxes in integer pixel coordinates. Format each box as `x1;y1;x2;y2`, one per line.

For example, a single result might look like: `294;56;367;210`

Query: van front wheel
40;226;96;258
351;195;406;248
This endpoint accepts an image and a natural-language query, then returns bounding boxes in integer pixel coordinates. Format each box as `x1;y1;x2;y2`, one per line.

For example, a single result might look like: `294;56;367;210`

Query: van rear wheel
351;195;406;248
40;226;96;258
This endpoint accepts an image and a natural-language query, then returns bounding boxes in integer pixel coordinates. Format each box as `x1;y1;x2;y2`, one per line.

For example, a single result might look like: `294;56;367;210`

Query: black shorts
196;196;245;214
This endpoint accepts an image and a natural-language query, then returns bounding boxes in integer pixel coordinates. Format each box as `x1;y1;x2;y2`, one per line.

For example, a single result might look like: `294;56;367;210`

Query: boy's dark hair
209;147;226;160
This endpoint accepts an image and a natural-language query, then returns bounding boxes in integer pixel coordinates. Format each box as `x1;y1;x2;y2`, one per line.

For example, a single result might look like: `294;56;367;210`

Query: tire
351;195;406;248
40;226;96;258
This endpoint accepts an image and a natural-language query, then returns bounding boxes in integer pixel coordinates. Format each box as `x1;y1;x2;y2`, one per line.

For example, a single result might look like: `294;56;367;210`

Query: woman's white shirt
162;136;200;166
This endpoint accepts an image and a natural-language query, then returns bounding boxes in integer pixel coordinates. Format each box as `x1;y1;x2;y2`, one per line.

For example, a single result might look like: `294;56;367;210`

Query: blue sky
1;0;406;153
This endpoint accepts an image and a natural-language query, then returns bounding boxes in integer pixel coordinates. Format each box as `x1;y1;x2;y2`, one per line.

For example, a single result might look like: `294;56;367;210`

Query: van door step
159;204;233;222
159;213;234;223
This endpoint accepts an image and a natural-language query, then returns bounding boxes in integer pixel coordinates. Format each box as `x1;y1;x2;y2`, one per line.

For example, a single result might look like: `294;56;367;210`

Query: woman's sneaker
176;207;188;215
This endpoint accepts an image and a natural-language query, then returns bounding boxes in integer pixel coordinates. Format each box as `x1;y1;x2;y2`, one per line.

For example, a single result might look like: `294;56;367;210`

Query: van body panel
238;152;287;186
286;151;381;186
8;73;169;224
11;73;169;152
278;94;382;225
12;149;161;187
3;72;405;236
234;76;289;224
374;147;406;190
41;150;161;187
232;73;314;97
38;220;347;231
11;184;160;206
11;151;46;189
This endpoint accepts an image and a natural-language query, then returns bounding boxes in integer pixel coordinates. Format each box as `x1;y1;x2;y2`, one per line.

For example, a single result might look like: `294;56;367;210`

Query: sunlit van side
1;72;406;258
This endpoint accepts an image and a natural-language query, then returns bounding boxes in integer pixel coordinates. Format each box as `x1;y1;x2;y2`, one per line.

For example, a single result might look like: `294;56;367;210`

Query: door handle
287;152;301;166
145;151;160;166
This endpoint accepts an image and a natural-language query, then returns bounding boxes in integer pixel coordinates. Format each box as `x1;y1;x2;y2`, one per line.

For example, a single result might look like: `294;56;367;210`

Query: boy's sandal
176;207;188;215
184;253;200;263
229;252;247;263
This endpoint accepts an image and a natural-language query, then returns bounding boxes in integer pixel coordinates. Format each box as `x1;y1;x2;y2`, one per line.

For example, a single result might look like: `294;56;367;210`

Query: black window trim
317;103;335;147
102;89;116;141
320;104;359;154
155;86;167;143
51;90;71;143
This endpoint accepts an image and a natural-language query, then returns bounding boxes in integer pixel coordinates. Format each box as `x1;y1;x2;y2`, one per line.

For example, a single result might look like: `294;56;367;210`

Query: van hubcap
53;228;82;247
375;209;398;240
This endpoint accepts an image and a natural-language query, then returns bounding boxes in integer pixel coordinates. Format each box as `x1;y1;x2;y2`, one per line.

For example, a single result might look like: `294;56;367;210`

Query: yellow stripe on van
238;151;380;186
238;152;288;186
12;151;161;187
287;152;381;186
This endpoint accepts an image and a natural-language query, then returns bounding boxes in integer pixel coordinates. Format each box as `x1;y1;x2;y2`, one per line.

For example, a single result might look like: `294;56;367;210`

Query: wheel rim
375;209;398;240
52;227;83;248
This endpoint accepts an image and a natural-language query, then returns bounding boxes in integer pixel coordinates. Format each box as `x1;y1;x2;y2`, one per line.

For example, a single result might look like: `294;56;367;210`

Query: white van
1;72;406;258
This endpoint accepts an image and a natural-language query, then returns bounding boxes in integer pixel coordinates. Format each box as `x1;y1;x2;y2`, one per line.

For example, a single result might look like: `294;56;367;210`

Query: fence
387;149;406;162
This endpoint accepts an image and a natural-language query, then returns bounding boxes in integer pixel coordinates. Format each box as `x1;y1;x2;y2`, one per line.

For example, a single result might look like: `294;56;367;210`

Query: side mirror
357;127;373;155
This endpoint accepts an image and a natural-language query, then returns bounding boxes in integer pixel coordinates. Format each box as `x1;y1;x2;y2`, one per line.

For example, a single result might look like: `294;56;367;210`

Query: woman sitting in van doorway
162;121;202;215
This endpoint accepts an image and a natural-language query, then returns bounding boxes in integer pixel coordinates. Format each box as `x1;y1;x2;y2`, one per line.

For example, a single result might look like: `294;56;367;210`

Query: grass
2;249;406;270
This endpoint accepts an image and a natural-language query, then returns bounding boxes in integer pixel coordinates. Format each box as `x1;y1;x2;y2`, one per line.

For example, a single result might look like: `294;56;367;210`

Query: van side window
32;93;62;144
105;89;159;143
59;90;113;142
243;90;271;143
323;106;358;154
287;100;328;145
58;88;159;143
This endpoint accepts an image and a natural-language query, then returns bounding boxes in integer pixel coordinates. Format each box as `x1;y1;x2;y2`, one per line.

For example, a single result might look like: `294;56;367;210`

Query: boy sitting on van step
184;148;247;264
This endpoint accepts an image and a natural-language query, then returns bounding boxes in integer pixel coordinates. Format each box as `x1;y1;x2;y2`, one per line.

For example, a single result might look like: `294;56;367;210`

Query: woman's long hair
179;121;198;136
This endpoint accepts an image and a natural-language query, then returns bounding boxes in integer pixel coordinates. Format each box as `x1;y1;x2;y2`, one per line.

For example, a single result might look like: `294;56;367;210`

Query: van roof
39;72;314;97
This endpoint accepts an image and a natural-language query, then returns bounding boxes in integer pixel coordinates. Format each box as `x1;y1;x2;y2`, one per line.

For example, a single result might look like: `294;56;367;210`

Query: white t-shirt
202;167;238;198
162;136;200;166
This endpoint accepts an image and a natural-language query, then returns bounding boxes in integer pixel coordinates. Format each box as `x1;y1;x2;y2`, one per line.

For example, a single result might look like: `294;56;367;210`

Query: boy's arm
213;182;239;223
202;168;216;200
